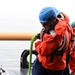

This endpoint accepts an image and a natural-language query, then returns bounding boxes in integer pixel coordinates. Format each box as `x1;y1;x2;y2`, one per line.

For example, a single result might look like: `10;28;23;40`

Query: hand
39;28;45;41
34;28;45;41
36;33;40;39
34;33;40;41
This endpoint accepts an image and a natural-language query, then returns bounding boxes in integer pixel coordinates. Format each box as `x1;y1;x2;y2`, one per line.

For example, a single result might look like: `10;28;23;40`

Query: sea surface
0;41;34;71
0;20;41;71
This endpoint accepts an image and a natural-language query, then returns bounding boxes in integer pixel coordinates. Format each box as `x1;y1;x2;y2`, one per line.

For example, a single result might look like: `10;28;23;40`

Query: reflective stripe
58;35;67;51
57;31;69;52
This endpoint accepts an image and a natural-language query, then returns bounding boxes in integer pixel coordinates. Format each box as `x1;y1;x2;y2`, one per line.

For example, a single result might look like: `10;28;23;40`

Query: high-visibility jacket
60;12;72;59
34;19;71;70
69;27;75;74
61;12;75;74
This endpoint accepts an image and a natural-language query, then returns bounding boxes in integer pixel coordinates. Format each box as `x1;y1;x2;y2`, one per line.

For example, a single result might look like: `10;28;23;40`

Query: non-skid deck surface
2;69;31;75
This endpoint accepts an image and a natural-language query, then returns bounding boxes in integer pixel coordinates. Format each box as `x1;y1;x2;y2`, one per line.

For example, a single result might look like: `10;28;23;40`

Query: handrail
0;32;37;40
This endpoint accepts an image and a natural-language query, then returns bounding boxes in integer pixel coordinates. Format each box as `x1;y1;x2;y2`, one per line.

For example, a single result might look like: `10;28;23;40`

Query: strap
58;34;67;51
53;30;70;55
58;30;69;52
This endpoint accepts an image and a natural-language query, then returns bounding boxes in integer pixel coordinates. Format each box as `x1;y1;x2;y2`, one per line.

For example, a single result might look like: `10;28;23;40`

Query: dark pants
63;55;71;75
64;64;70;75
32;57;64;75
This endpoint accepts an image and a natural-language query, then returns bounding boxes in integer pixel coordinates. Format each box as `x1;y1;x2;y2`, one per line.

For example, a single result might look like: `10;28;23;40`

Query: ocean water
0;20;41;71
0;41;34;70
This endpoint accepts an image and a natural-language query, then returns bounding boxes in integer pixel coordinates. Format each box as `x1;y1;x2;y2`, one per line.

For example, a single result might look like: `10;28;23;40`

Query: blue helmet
39;7;57;23
71;21;75;27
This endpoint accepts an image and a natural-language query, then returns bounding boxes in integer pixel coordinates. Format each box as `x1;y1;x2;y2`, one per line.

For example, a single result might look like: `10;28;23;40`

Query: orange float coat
69;27;75;74
61;12;75;74
34;19;71;70
61;12;70;24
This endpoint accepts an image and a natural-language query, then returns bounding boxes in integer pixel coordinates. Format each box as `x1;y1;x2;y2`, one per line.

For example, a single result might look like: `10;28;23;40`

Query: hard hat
71;21;75;27
52;7;61;16
39;7;57;23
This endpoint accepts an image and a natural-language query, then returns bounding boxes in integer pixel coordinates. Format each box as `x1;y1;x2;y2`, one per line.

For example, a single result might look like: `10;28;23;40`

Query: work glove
36;33;40;39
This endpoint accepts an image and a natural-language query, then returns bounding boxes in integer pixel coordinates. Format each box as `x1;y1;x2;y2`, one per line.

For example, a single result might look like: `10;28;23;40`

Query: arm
34;20;67;56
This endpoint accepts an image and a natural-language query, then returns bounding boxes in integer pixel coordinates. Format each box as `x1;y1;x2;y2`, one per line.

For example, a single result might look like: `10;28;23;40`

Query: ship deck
2;69;31;75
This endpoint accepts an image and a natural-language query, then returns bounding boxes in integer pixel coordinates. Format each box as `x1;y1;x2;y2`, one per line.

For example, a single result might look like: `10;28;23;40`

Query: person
71;21;75;27
51;7;75;75
55;8;75;75
68;21;75;75
32;7;71;75
52;7;72;75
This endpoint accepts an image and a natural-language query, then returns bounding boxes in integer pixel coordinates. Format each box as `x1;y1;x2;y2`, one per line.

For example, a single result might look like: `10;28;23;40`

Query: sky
0;0;75;32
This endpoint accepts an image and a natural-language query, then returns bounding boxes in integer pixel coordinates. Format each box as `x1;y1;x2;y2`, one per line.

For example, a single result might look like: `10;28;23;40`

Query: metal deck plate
2;69;32;75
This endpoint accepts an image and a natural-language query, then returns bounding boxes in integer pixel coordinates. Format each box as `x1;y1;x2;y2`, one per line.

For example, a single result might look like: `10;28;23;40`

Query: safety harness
52;34;68;55
50;31;70;62
51;25;75;62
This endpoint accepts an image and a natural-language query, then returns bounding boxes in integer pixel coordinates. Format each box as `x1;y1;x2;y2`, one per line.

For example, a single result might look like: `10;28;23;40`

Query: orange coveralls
34;18;71;70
